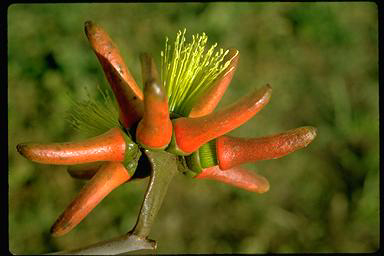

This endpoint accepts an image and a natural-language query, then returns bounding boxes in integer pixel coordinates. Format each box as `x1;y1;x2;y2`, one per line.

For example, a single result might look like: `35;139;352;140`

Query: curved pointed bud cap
136;53;172;150
51;161;131;236
171;85;272;154
189;48;239;118
17;128;129;165
195;166;269;193
217;126;317;170
84;21;144;129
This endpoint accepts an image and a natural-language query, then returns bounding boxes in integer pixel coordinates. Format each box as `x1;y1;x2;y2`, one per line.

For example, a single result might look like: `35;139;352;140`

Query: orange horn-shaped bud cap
51;161;131;236
195;166;269;193
17;128;128;165
189;48;239;118
172;85;272;154
84;21;144;129
136;53;172;150
217;126;317;170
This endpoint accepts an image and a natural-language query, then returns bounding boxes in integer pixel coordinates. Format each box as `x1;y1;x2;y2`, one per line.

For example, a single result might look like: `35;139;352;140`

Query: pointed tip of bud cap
257;84;272;105
307;126;317;137
84;20;96;35
226;48;239;64
140;52;161;91
16;143;35;160
16;143;26;156
263;83;273;95
303;126;317;145
256;175;270;193
84;20;93;28
50;219;68;237
145;79;166;100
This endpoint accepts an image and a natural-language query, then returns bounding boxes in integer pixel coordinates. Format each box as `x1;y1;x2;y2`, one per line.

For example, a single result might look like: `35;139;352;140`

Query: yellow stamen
161;29;231;117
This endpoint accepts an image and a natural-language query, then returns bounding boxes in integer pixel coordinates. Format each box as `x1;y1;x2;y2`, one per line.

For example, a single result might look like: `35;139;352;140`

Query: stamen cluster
161;29;231;116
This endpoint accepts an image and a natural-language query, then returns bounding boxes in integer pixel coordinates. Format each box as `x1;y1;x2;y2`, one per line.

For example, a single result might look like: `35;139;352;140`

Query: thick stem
130;150;178;238
45;233;156;255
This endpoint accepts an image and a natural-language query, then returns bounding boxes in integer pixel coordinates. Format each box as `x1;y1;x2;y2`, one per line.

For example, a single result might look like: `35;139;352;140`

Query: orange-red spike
217;126;317;170
17;128;127;165
189;48;239;118
172;85;272;154
51;161;131;236
136;53;172;150
84;21;144;129
195;165;269;193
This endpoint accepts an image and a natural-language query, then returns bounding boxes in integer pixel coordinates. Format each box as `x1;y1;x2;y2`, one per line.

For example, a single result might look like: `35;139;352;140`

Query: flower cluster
17;21;317;239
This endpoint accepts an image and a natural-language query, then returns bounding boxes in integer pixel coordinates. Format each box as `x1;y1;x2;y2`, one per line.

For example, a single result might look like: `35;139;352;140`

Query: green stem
45;150;177;255
45;233;155;255
130;149;178;238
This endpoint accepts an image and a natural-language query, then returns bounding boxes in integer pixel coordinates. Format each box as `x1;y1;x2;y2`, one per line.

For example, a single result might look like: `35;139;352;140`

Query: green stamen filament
66;87;121;136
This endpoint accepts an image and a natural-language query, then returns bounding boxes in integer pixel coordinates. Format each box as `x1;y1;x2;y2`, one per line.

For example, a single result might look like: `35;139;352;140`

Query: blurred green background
8;3;379;254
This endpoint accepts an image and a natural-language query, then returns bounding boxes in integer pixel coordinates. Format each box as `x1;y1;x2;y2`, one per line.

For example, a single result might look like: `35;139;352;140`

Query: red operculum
17;128;127;165
136;53;172;150
195;165;269;193
173;85;272;154
189;48;239;118
84;20;144;129
51;161;131;236
216;126;318;170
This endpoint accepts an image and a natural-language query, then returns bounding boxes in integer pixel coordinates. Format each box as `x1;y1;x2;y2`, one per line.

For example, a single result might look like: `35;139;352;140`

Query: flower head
16;21;317;252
